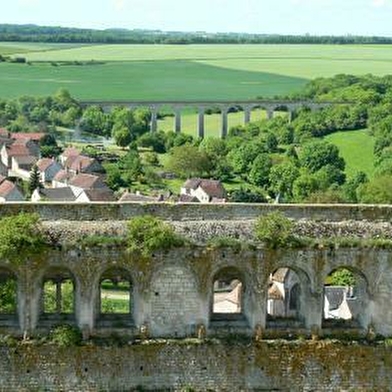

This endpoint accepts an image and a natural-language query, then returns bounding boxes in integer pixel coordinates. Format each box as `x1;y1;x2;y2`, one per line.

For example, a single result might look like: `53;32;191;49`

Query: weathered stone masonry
1;202;392;391
1;202;392;337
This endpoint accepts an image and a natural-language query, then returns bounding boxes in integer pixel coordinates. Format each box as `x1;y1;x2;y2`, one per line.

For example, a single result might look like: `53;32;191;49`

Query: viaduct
80;100;344;138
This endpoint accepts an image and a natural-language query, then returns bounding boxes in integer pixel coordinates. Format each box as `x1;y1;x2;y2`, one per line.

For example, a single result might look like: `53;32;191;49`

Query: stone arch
39;266;77;327
95;266;134;328
148;263;201;337
209;265;251;331
266;266;310;329
0;266;19;328
322;265;370;330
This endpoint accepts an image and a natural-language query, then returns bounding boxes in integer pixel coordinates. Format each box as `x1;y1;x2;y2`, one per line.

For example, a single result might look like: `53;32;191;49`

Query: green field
0;43;391;100
324;129;375;178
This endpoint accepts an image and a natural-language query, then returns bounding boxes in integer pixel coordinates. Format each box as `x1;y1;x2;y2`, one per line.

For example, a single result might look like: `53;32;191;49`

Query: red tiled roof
37;158;55;172
53;169;73;182
199;180;226;199
65;155;96;172
11;132;44;141
62;147;80;158
7;144;31;157
0;180;16;197
69;173;106;190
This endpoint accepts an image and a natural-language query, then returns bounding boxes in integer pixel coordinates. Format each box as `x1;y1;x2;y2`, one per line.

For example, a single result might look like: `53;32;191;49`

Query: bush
127;216;185;256
254;212;295;248
0;213;46;261
49;324;82;347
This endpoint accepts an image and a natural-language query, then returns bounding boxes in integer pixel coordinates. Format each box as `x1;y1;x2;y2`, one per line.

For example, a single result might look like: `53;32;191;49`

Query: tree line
1;24;392;45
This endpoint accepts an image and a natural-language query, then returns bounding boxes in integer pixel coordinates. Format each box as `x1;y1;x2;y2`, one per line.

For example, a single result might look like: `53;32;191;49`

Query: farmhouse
0;180;24;202
180;178;227;203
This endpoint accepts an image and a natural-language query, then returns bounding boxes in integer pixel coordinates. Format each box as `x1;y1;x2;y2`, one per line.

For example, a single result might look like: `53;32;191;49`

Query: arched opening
40;267;76;326
211;267;247;325
97;267;133;328
0;268;18;327
323;267;368;329
267;268;305;328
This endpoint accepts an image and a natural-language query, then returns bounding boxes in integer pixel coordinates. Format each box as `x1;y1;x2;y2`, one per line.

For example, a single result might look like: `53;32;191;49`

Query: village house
59;147;81;165
0;180;24;202
36;158;62;184
64;154;104;175
75;188;116;202
11;155;37;180
31;187;76;202
180;178;227;203
68;173;109;198
52;169;74;188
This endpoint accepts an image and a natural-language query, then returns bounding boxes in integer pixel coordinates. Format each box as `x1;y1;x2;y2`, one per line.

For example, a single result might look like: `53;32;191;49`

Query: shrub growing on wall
254;211;295;249
127;215;185;257
0;213;46;262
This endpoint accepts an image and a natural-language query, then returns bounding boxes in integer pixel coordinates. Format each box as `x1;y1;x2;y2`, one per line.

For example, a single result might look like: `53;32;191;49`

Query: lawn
324;129;375;178
1;43;392;100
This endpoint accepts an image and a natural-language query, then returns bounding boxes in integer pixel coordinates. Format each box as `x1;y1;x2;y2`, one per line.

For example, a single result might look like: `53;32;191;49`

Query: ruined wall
2;246;392;338
0;341;391;391
1;201;392;221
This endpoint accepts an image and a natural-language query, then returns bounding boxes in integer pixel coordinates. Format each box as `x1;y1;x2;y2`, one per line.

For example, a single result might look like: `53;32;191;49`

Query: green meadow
324;129;375;178
0;43;391;100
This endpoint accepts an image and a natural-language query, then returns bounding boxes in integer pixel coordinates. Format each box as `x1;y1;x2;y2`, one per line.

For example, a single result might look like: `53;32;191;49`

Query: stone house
11;155;37;180
267;268;301;319
36;158;62;183
180;178;226;203
0;180;24;202
324;286;359;320
52;169;74;188
31;187;76;202
75;188;116;202
59;147;80;165
64;155;104;175
68;173;109;198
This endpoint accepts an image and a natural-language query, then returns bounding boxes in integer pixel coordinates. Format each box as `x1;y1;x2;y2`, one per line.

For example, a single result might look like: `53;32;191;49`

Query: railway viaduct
80;100;344;138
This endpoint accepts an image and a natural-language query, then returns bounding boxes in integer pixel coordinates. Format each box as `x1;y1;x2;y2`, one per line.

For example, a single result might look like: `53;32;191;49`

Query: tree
357;175;392;204
248;154;272;187
166;144;212;178
299;140;345;173
28;164;42;195
269;161;300;201
112;125;132;148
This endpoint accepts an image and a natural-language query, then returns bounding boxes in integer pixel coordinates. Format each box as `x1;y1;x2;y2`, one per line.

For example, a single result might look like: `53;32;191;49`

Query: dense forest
1;24;392;45
1;74;392;203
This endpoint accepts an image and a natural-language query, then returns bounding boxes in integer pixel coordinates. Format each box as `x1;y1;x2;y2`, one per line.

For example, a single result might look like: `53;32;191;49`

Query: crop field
0;43;391;100
324;129;375;178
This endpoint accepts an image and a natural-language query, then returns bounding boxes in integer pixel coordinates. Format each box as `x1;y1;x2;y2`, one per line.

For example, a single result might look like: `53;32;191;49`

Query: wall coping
0;202;391;222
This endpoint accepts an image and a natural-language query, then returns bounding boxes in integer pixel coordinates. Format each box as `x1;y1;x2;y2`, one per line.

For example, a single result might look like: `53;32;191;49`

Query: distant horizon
2;0;392;37
2;22;392;39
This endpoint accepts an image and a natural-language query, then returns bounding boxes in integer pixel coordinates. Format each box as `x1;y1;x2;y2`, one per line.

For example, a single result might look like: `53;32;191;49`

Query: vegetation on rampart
0;213;46;262
127;215;186;257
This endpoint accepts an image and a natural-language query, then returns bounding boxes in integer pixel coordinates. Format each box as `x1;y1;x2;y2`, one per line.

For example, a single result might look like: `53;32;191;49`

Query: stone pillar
174;108;182;134
244;106;252;125
197;107;205;138
220;108;229;139
266;107;274;120
150;106;158;133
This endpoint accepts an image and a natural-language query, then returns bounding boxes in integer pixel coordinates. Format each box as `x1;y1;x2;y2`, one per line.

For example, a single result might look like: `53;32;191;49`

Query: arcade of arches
0;245;389;338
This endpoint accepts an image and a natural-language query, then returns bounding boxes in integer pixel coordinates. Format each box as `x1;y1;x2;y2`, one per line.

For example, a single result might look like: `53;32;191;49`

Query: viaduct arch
80;100;348;138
